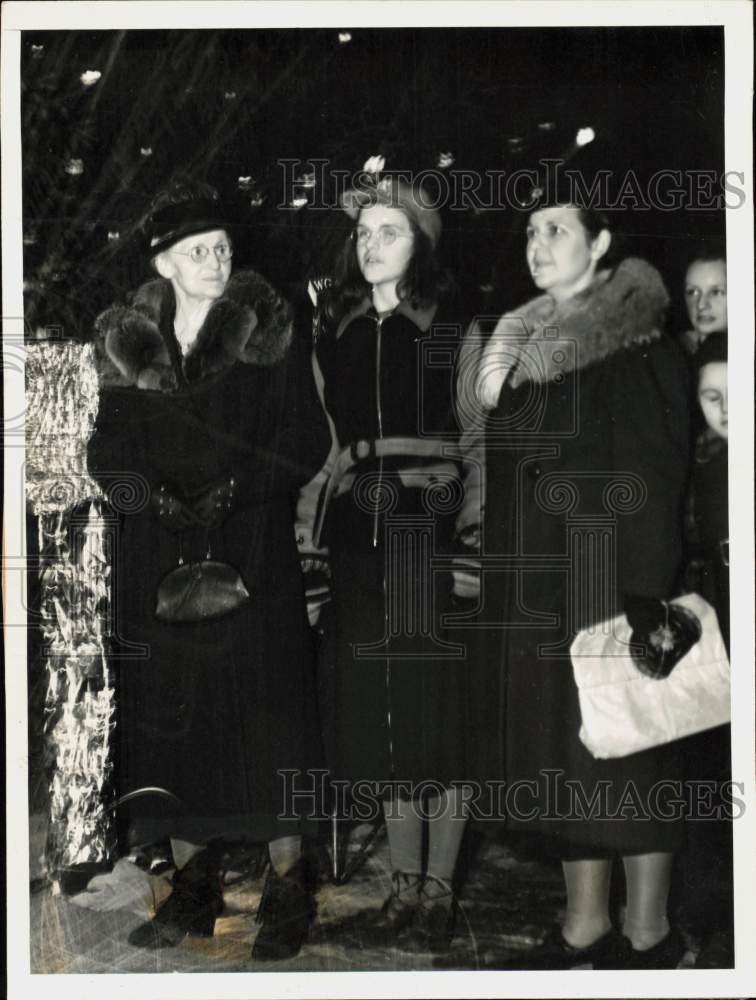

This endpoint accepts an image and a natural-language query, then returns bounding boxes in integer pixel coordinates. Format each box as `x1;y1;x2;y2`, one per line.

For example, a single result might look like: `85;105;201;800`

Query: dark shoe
251;861;316;962
371;872;423;945
128;845;224;950
623;928;686;969
411;875;458;954
504;924;623;970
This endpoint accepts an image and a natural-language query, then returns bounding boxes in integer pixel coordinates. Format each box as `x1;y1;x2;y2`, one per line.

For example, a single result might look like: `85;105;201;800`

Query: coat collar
334;296;438;340
494;258;670;387
94;270;292;391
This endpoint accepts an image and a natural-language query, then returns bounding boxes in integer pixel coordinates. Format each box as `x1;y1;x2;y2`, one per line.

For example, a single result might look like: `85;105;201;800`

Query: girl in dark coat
461;199;691;968
299;171;471;951
87;180;330;960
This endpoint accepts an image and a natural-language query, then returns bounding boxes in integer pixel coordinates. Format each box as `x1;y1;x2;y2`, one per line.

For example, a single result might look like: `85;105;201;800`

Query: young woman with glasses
298;175;476;953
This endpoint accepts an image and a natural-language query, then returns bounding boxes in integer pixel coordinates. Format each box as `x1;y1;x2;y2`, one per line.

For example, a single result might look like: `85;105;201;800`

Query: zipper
373;315;395;778
373;317;384;548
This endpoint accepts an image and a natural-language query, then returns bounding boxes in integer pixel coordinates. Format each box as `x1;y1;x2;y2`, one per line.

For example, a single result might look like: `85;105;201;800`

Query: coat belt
313;436;461;546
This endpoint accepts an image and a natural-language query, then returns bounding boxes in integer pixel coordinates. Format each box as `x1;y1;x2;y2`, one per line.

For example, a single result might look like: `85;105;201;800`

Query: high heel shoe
251;859;316;962
128;844;224;949
623;928;686;969
502;923;624;970
412;875;458;954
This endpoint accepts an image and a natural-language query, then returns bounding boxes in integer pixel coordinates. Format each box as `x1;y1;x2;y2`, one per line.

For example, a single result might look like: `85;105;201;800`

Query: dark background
21;26;726;338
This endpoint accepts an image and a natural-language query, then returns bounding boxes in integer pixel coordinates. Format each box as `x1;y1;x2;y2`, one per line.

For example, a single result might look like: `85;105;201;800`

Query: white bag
571;592;730;760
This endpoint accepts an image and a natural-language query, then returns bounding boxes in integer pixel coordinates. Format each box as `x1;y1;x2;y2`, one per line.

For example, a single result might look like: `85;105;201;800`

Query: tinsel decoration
26;342;116;881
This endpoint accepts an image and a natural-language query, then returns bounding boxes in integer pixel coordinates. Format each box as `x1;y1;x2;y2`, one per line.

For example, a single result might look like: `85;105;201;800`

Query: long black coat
311;298;469;792
87;271;330;845
467;259;691;854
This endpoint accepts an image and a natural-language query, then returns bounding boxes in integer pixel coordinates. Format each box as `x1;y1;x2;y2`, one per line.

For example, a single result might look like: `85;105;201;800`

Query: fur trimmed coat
462;258;692;853
87;271;330;845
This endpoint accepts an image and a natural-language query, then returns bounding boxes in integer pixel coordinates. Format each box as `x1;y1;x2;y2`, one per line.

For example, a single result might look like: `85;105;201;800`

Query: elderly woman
462;189;691;969
299;173;473;953
87;178;329;961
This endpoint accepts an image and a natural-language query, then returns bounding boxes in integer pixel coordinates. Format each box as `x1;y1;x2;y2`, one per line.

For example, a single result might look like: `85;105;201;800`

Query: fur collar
94;270;293;391
334;297;438;340
491;258;670;387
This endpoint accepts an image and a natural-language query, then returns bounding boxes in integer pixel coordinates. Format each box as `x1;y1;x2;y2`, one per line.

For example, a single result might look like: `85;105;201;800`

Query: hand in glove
187;477;238;529
624;594;702;680
151;484;196;532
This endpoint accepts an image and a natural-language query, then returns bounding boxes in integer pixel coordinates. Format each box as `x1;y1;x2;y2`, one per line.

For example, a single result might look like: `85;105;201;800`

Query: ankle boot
251;859;316;962
128;843;224;950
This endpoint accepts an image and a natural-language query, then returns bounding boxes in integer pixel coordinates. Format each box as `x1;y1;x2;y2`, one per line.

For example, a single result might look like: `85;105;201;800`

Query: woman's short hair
685;240;727;270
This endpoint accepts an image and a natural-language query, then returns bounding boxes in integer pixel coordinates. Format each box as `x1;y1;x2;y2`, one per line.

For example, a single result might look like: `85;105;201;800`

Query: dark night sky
21;26;726;337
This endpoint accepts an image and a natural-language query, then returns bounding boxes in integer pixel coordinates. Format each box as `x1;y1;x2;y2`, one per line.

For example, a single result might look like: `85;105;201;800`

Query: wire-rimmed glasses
351;225;413;248
169;242;234;264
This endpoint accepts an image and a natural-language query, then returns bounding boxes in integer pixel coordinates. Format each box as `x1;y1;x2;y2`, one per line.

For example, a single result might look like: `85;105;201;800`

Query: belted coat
299;297;475;792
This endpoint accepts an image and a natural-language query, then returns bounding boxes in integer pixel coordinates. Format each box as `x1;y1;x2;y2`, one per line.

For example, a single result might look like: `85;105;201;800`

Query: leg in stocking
561;858;613;948
622;851;673;951
170;838;206;870
415;788;469;953
384;795;423;877
268;835;302;878
425;787;469;906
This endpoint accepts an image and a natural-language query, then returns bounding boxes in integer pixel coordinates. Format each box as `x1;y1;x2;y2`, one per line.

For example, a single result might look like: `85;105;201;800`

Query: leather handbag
155;536;250;623
570;592;730;759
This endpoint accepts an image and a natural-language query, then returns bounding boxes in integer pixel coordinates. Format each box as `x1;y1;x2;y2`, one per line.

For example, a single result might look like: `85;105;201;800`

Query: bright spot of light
537;121;556;131
438;151;454;169
238;176;253;190
299;172;316;189
224;91;237;100
65;158;84;176
338;32;352;44
107;231;120;241
291;196;308;209
576;127;595;147
80;70;102;87
140;147;153;157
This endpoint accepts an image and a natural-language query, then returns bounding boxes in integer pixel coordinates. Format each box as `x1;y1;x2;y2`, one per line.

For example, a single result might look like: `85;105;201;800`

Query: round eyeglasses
351;225;413;248
169;242;234;264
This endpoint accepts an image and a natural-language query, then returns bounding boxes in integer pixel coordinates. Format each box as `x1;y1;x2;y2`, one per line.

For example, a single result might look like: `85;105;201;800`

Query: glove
187;476;237;529
151;484;196;532
624;594;702;680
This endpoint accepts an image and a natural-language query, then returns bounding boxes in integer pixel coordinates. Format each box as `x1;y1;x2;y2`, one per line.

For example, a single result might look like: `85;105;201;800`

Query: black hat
143;197;232;256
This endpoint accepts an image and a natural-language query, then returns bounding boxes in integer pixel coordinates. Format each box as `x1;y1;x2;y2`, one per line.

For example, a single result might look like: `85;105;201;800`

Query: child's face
698;361;728;439
685;259;727;337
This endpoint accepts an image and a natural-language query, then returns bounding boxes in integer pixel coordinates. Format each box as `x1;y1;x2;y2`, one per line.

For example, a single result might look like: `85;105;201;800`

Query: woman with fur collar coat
459;202;691;969
87;183;329;960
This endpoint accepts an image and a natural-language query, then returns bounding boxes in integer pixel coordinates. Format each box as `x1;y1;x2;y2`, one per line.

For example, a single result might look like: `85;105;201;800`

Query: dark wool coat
473;259;691;854
687;435;729;652
312;298;469;792
87;271;330;846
